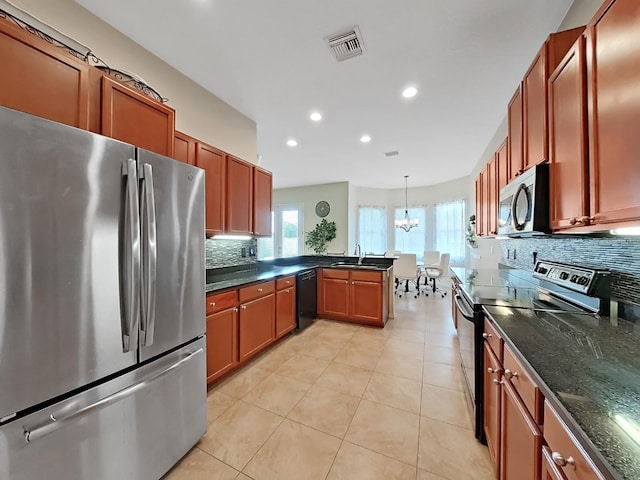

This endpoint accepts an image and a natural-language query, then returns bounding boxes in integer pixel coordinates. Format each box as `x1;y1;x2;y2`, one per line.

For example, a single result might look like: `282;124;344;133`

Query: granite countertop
206;256;393;293
483;306;640;480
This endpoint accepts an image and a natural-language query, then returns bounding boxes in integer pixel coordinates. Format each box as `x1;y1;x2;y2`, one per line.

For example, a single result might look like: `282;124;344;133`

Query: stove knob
579;276;589;286
570;275;579;283
560;272;569;280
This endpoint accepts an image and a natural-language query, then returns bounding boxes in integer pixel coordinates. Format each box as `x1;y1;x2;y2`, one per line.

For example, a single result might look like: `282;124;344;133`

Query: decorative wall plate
315;200;330;217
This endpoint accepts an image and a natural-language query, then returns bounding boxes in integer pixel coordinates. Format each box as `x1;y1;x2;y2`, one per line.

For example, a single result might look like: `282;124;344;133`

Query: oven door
454;293;486;443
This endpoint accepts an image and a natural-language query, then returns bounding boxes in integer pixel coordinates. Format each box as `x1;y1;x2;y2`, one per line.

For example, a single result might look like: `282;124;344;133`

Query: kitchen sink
330;262;381;270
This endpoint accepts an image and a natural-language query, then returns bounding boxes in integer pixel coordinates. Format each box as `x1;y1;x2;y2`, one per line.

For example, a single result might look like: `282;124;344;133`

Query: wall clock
315;200;330;217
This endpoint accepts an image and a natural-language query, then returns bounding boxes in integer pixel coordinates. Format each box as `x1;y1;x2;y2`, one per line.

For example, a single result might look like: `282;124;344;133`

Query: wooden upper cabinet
523;44;549;170
507;85;524;180
101;77;175;157
586;0;640;226
496;138;509;193
196;142;225;235
523;27;584;171
226;155;253;234
174;131;196;165
487;155;498;236
549;38;589;231
477;166;488;236
0;19;89;129
475;171;482;236
253;167;273;237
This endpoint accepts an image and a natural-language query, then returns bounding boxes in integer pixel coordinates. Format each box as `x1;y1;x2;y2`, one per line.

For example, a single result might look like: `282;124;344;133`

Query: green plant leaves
305;219;337;254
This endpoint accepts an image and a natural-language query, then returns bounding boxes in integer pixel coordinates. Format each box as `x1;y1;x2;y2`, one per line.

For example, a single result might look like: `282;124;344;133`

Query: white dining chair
394;253;420;298
424;253;450;298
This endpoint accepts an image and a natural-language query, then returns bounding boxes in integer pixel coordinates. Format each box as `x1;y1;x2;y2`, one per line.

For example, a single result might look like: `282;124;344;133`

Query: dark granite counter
205;255;394;293
484;306;640;480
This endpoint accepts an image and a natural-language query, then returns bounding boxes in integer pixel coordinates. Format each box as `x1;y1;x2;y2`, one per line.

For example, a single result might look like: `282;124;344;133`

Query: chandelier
395;175;419;232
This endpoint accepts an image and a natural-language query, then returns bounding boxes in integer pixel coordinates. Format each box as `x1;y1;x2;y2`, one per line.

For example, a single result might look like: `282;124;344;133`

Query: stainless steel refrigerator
0;106;207;479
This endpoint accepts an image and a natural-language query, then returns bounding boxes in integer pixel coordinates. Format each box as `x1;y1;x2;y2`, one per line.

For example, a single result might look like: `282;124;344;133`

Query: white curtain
394;206;426;261
434;200;465;266
358;206;387;254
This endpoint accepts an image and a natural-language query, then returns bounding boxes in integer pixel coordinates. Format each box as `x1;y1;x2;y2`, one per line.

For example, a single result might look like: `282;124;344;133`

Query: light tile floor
163;291;494;480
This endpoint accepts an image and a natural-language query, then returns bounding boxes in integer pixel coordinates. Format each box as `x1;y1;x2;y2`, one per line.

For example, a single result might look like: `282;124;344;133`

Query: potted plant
305;219;337;254
466;214;477;247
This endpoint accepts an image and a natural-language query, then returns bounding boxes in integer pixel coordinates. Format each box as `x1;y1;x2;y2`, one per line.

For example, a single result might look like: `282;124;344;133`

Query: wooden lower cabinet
321;270;350;319
351;274;384;325
542;446;566;480
500;378;543;480
321;269;387;326
239;293;275;362
275;286;296;338
206;306;238;385
484;343;502;477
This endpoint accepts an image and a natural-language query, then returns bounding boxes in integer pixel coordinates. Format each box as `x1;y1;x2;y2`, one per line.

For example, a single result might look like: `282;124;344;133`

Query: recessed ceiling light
360;135;371;143
287;139;298;147
310;112;322;122
402;86;418;98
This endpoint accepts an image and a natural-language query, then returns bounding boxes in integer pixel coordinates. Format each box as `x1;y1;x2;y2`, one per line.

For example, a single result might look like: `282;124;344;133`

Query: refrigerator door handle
23;347;204;444
140;162;157;347
121;159;141;352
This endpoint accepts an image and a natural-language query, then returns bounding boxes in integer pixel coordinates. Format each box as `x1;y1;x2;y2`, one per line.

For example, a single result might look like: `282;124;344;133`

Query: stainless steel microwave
497;163;550;236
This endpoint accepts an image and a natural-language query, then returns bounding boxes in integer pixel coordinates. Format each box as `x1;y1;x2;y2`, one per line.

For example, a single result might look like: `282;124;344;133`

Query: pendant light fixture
395;175;419;232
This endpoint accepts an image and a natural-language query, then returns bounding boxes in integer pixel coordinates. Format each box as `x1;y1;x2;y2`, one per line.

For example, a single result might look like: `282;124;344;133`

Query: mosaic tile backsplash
205;238;258;269
501;236;640;304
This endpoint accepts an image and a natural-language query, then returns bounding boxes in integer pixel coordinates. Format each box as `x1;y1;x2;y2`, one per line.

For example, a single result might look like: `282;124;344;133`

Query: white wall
9;0;257;162
273;182;350;255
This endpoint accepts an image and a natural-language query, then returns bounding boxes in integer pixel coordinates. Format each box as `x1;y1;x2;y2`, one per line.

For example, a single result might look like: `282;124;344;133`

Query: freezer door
137;149;205;361
0;108;138;421
0;338;207;480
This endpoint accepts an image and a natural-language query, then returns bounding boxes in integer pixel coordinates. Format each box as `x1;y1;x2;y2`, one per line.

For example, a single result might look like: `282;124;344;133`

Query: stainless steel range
451;261;610;443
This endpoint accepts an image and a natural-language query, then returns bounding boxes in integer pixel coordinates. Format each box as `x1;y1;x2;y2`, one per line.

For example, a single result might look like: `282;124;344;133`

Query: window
257;205;303;259
394;206;426;261
433;200;465;266
357;206;387;255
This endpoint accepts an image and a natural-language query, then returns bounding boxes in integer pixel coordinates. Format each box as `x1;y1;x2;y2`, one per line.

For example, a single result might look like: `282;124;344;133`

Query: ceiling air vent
385;150;399;157
325;26;365;62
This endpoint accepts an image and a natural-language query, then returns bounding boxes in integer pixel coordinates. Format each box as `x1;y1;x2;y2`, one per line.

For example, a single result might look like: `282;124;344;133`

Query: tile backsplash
205;238;258;269
501;236;640;304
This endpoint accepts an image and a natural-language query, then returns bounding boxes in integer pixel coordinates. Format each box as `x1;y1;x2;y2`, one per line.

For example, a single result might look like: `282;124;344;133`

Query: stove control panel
533;261;606;294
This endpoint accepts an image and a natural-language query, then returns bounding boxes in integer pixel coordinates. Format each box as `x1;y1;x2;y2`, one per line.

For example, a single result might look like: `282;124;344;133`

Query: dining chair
394;253;420;298
424;253;450;297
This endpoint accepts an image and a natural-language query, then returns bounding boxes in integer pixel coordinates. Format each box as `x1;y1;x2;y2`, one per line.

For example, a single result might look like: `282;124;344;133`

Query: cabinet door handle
504;369;518;379
579;215;595;225
487;367;498;374
209;302;216;307
482;333;492;339
551;452;575;468
492;379;504;385
285;289;290;293
241;305;247;310
233;307;238;312
352;282;355;285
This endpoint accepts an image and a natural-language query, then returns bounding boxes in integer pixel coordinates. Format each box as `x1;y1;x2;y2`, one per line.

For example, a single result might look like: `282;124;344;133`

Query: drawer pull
487;367;498;374
233;307;238;312
492;379;504;385
241;305;247;310
257;288;263;292
504;369;518;379
285;289;290;293
209;302;216;307
551;452;575;468
482;333;492;339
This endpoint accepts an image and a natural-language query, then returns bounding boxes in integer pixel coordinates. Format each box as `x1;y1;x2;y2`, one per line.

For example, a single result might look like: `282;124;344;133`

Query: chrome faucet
354;243;364;264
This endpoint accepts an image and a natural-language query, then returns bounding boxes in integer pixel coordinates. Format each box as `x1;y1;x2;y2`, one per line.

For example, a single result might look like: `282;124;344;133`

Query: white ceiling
76;0;573;189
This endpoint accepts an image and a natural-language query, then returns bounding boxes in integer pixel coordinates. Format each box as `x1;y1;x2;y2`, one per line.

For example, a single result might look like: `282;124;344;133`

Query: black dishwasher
296;269;317;331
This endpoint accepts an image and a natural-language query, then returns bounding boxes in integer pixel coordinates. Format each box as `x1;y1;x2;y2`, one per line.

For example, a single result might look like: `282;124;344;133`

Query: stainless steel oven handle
454;294;475;320
24;348;204;444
